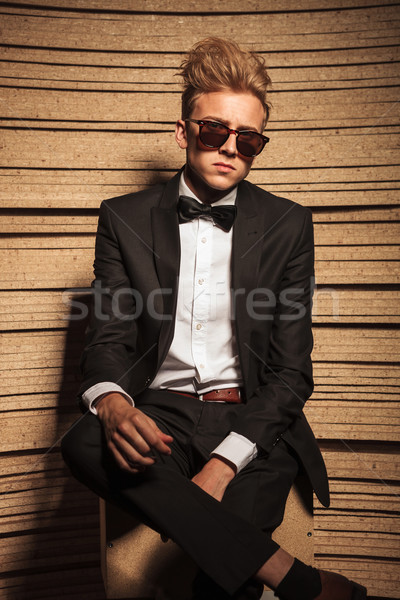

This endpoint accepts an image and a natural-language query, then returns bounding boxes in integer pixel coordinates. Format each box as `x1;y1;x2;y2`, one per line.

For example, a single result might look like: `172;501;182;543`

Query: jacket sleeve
78;200;138;399
232;208;315;455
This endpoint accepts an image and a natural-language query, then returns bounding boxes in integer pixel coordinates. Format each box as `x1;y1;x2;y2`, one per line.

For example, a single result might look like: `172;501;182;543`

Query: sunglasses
185;119;269;157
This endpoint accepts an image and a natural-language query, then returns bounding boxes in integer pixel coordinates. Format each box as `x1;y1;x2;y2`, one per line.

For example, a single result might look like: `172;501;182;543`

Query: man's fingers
133;417;173;455
110;434;155;468
157;429;174;443
152;428;173;453
149;434;172;455
148;420;174;450
103;407;173;468
112;425;152;459
108;440;148;473
116;414;163;455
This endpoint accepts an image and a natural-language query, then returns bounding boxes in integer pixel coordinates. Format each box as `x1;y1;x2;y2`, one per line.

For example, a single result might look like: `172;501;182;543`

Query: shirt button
196;323;202;330
201;237;207;243
199;364;205;369
198;278;204;285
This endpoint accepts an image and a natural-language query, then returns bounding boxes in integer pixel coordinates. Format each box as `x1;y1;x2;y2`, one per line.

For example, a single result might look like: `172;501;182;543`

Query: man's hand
96;393;173;474
191;457;236;502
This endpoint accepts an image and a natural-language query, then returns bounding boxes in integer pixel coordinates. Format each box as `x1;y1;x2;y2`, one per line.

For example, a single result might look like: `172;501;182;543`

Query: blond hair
178;37;272;126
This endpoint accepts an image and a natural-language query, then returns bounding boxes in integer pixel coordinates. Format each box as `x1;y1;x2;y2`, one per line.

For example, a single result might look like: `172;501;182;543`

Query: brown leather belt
172;387;242;403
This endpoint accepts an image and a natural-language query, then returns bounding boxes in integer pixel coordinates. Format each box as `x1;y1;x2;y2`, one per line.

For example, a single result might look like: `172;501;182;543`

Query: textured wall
1;1;399;598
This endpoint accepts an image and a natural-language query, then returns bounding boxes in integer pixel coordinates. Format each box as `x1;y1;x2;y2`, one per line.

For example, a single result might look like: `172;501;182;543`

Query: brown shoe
315;570;367;599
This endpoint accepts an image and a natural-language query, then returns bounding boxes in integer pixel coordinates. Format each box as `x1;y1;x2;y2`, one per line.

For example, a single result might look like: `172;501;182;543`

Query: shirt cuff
210;432;258;474
82;382;134;415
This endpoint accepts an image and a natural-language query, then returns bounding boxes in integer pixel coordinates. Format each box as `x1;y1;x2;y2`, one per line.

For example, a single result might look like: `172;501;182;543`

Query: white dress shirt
83;174;258;472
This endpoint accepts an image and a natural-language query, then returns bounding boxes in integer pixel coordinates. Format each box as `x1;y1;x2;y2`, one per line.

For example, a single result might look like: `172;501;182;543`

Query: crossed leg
61;391;298;598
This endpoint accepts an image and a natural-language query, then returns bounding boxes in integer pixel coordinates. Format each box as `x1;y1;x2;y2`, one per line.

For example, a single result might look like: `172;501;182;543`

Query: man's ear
175;119;188;149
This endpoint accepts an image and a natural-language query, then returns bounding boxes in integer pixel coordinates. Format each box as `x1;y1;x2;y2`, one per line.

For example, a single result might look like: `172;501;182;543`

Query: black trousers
61;389;299;599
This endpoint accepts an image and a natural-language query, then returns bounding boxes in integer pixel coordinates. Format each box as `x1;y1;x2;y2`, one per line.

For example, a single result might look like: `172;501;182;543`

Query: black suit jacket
80;169;330;507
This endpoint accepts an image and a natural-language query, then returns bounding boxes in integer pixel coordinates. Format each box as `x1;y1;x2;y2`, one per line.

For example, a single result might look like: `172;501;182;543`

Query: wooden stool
100;476;314;599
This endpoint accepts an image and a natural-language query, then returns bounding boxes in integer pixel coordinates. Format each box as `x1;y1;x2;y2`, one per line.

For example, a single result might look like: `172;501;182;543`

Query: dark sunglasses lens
237;132;264;157
200;122;229;147
199;122;265;157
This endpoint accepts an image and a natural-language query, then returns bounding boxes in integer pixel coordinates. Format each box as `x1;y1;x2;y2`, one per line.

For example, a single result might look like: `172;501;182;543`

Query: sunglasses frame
185;119;269;157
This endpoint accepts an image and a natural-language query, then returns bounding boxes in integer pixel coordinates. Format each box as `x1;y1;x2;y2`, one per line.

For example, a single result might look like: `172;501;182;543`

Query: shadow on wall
48;292;107;599
5;291;106;599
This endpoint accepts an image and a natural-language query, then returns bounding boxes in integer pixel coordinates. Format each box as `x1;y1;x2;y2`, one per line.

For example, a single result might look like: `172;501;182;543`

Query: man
62;38;367;600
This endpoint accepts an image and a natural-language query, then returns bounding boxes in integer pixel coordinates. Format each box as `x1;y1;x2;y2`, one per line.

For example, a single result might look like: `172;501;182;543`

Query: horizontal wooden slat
2;87;399;125
315;512;399;534
0;483;97;520
312;289;400;324
304;401;400;442
0;411;79;452
320;444;400;481
3;0;398;12
0;499;99;530
312;208;400;222
2;62;399;94
0;235;94;248
1;44;399;72
0;364;80;399
0;481;98;514
1;393;73;411
0;568;106;600
312;328;400;362
314;261;400;284
313;364;400;408
1;7;399;52
312;390;399;401
315;530;399;558
1;542;99;575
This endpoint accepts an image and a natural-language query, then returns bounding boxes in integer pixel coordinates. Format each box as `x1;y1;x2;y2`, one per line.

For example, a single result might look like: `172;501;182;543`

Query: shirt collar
179;172;237;207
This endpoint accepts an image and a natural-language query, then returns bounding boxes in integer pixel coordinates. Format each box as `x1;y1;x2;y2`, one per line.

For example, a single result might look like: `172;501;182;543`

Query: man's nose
219;132;237;156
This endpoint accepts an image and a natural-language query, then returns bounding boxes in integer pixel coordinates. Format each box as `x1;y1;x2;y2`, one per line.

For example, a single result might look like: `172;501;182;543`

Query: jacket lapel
232;181;263;381
151;171;181;367
232;181;264;293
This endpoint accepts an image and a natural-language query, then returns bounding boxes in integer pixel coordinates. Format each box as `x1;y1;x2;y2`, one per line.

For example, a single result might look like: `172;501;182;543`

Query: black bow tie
177;195;237;232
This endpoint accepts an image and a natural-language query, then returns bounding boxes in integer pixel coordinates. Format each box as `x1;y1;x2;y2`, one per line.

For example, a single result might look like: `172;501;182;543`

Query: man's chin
201;173;240;192
185;165;241;202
